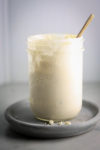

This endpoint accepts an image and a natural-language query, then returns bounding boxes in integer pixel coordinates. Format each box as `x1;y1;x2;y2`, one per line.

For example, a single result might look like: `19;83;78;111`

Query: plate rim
5;99;100;129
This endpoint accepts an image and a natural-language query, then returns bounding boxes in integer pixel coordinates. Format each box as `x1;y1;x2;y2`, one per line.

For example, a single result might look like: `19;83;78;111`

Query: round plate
5;100;100;138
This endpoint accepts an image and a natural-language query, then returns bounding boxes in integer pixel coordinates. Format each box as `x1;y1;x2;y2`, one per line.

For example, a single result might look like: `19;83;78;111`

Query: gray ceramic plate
5;100;100;138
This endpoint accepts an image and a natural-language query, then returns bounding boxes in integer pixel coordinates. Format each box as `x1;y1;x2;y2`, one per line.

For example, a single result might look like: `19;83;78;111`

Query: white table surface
0;82;100;150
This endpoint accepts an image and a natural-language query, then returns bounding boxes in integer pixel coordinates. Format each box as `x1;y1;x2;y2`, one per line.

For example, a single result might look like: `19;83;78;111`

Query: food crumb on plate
65;121;71;125
49;120;54;125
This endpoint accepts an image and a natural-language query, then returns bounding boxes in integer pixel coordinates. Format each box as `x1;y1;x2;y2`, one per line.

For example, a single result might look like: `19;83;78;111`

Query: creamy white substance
27;34;84;121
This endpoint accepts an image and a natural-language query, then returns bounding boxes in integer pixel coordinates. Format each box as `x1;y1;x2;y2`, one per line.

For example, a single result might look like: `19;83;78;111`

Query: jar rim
27;34;84;52
27;33;83;42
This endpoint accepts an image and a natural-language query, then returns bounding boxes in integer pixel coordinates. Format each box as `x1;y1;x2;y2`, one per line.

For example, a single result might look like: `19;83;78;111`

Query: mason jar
27;34;84;121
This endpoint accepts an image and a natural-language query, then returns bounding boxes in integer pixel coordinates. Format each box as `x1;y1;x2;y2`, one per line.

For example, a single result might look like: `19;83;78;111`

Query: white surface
0;0;100;84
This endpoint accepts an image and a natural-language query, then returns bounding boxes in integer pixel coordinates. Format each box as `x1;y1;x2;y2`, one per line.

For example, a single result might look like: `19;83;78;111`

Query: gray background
0;0;100;84
0;1;100;149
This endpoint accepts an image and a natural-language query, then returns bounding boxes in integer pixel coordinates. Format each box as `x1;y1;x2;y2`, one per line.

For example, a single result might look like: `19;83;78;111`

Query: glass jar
27;34;84;121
